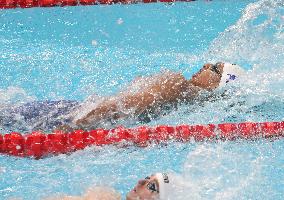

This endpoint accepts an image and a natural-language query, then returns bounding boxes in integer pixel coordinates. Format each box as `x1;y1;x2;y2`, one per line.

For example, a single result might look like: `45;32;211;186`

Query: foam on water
0;86;35;106
150;0;284;126
0;0;284;199
160;1;284;199
179;141;284;200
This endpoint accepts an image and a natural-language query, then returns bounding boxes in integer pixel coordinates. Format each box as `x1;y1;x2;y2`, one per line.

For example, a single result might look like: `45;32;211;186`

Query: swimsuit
0;100;79;133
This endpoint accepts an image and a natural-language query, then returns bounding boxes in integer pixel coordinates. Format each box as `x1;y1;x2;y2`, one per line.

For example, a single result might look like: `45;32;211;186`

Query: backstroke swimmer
44;172;192;200
0;62;245;132
65;62;245;130
126;172;190;200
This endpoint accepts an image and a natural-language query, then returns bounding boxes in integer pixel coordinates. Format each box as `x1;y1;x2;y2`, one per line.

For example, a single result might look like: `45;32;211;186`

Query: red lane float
0;121;283;159
0;0;194;9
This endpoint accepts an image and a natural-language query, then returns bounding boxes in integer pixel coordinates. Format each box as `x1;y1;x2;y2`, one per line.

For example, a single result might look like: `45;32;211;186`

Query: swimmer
44;173;180;200
44;186;121;200
70;62;245;130
0;62;244;132
126;173;167;200
126;173;186;200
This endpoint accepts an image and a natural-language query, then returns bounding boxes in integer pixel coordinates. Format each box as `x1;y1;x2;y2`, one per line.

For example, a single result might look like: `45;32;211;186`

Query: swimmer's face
126;175;159;200
190;62;224;90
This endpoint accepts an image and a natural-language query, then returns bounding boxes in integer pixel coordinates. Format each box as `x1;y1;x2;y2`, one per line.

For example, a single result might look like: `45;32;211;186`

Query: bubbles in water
1;1;284;200
0;166;6;173
0;86;35;108
153;0;284;125
204;0;284;71
91;40;98;46
166;141;284;200
117;18;124;25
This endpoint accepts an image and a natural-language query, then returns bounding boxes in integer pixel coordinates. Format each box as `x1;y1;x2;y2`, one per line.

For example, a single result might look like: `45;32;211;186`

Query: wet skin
126;175;160;200
57;62;224;131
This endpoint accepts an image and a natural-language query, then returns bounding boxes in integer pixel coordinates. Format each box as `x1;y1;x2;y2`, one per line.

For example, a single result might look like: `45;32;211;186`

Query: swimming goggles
210;62;222;76
145;176;159;193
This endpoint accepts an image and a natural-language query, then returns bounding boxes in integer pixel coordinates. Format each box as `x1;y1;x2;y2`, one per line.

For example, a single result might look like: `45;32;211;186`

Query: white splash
203;0;284;71
177;143;265;200
0;86;35;108
153;0;284;125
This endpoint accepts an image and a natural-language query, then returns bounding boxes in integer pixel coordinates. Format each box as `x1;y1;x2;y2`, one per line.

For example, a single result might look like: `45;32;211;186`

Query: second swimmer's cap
219;63;245;87
155;173;171;200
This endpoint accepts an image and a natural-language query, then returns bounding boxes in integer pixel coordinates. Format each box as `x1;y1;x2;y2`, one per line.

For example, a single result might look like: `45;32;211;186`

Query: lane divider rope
0;121;283;159
0;0;195;9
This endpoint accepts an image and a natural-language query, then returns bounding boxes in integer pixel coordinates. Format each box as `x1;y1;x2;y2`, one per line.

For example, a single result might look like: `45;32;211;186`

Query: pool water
0;0;284;199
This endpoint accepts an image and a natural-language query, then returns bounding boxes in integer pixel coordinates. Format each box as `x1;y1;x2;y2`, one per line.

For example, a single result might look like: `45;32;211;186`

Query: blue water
1;0;284;199
0;1;252;100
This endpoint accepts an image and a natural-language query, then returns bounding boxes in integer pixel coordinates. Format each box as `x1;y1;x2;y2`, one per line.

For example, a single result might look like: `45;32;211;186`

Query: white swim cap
219;63;245;87
155;173;172;200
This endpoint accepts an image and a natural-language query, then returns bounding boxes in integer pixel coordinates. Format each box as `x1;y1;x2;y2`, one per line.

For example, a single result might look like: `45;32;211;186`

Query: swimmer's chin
126;190;139;200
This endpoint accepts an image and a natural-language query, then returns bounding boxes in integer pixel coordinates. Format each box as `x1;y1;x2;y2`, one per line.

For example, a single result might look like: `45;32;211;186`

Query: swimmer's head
190;62;224;90
190;62;244;89
218;62;245;87
126;173;172;200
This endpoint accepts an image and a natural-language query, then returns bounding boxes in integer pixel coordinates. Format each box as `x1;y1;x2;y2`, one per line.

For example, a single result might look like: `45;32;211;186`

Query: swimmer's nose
132;179;147;192
138;179;147;186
